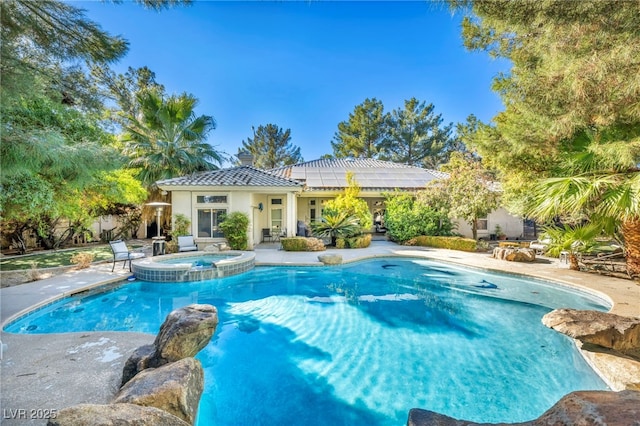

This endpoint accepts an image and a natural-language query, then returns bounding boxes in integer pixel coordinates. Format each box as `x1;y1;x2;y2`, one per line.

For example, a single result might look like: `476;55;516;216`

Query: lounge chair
178;235;198;252
529;238;551;255
109;240;145;272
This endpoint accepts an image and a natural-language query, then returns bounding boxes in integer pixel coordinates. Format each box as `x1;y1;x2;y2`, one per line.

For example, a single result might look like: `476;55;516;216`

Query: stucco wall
454;207;524;239
171;191;192;225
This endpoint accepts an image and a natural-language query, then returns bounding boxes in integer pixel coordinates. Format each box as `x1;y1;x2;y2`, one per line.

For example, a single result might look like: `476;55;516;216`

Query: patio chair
529;238;551;255
278;227;287;239
109;240;145;272
262;228;274;243
178;235;198;252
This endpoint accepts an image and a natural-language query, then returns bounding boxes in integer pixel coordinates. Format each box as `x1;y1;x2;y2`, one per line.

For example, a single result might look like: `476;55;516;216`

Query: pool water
4;258;609;425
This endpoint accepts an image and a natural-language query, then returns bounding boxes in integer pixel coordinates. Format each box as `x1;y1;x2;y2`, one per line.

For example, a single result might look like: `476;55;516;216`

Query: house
156;158;525;249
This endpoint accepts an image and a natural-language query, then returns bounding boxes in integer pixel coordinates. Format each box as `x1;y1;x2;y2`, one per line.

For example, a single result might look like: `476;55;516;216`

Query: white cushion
178;236;198;251
178;236;195;246
110;241;128;254
110;241;145;260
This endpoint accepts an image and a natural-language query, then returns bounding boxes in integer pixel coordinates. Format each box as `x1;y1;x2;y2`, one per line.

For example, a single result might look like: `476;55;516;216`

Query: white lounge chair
178;235;198;252
529;238;551;255
109;240;145;272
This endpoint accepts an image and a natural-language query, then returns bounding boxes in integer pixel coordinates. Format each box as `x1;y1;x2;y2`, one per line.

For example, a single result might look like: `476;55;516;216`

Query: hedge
281;237;326;252
409;235;477;252
335;234;372;249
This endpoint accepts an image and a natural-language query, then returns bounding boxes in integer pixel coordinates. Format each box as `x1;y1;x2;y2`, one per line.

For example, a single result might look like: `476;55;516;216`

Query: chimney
238;151;254;166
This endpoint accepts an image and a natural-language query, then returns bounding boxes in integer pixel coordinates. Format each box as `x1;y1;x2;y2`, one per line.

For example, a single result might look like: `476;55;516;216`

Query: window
197;209;226;238
309;199;317;222
271;198;282;205
476;218;488;230
271;207;283;230
197;195;227;204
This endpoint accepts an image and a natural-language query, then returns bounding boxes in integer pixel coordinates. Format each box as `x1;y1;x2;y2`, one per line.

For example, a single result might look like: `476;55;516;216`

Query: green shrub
171;213;191;237
336;233;372;249
281;237;326;252
166;213;192;254
323;172;373;231
410;235;477;252
219;212;250;250
384;192;453;243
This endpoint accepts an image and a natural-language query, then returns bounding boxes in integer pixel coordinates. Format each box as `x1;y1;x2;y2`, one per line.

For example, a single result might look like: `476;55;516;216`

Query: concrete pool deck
1;240;638;425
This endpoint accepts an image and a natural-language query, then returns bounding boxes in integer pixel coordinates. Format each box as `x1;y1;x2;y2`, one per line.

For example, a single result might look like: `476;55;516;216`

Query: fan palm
527;129;640;278
540;224;601;271
122;91;224;195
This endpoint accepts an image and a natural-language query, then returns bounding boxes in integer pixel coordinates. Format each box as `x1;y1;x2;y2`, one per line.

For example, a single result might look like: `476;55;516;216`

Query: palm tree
122;91;224;195
527;130;640;278
541;224;601;271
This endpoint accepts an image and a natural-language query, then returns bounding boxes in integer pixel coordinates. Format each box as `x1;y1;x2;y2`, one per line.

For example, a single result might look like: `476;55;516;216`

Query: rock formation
318;254;342;265
121;304;218;386
407;390;640;426
492;247;536;262
542;309;640;355
113;358;204;424
49;403;190;426
49;304;218;426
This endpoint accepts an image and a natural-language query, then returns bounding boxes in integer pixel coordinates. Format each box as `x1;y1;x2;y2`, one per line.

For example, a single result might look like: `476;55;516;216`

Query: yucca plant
310;212;361;247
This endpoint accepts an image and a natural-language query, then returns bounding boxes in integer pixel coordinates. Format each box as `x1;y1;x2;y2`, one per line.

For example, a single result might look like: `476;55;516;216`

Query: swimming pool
4;258;609;425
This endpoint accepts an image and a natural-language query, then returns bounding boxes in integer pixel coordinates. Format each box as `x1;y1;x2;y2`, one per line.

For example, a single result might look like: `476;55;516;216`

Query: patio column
286;192;297;238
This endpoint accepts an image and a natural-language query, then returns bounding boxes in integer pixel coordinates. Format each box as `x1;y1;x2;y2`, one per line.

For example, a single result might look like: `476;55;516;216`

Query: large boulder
154;304;218;362
542;309;640;355
407;409;474;426
318;254;342;265
407;390;640;426
121;304;218;386
113;358;204;425
492;247;536;262
121;344;156;387
535;390;640;425
47;403;189;426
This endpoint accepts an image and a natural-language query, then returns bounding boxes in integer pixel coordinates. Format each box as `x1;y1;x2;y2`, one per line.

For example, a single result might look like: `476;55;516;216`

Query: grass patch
0;245;141;271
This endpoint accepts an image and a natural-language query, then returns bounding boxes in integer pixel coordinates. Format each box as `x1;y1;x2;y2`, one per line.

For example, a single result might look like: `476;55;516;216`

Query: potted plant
494;224;507;240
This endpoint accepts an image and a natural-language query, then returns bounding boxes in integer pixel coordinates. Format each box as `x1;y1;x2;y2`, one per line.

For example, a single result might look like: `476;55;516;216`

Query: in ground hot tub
131;251;255;282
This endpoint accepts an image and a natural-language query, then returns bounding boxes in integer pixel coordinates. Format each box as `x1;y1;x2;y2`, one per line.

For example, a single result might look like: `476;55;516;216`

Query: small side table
559;251;569;264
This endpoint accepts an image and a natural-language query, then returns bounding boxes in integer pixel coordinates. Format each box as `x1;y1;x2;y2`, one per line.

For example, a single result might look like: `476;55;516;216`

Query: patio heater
146;201;171;255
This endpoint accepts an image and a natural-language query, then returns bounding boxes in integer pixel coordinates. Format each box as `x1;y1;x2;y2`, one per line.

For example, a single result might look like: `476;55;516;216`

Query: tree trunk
569;253;580;271
621;217;640;279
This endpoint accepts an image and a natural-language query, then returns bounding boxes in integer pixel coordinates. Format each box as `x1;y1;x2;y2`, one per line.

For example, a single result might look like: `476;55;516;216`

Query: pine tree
331;98;388;159
237;124;303;169
380;98;454;168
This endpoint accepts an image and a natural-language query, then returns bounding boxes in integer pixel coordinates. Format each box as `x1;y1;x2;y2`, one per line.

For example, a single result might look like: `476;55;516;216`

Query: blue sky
79;1;509;165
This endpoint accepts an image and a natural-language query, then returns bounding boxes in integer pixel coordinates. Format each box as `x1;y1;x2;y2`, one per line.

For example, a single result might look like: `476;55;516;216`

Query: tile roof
268;158;448;191
156;166;303;188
